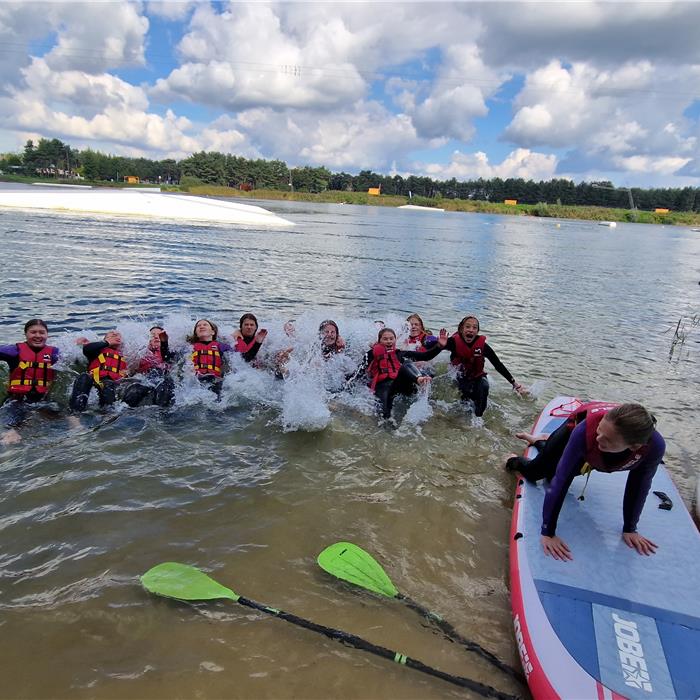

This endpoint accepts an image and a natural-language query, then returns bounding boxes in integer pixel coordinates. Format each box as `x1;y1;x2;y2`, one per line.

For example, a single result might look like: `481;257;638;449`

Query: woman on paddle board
506;402;665;560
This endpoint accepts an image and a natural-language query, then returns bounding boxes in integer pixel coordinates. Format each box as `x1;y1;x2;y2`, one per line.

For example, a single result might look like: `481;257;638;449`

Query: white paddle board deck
510;396;700;699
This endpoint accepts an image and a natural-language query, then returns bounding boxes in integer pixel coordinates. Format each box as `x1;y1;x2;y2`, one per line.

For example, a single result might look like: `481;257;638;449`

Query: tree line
2;137;700;212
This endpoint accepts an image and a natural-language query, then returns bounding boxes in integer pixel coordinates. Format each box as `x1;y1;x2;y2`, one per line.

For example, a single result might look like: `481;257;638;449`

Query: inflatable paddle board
510;396;700;699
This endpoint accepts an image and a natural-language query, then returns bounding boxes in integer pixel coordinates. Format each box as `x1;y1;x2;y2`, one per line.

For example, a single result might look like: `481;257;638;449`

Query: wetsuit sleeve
541;421;587;536
82;341;110;363
422;335;438;349
0;344;20;370
400;343;445;362
160;338;172;363
217;342;234;353
483;343;515;385
622;431;665;533
241;342;262;362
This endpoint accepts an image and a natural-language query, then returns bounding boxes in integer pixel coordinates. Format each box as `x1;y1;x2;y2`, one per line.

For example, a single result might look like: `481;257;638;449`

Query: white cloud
41;2;148;73
421;148;558;181
22;58;149;114
146;1;196;22
611;154;690;175
411;44;500;141
151;3;367;110
217;103;425;171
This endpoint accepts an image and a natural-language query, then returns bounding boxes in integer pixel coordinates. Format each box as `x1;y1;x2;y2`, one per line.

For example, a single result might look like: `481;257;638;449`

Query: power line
0;40;699;99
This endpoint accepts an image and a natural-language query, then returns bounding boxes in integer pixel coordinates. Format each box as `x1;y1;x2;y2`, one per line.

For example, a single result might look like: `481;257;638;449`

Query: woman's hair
187;318;218;343
149;325;164;333
458;315;480;335
239;313;258;333
606;403;656;446
378;327;396;342
24;319;48;333
319;319;339;336
406;313;430;335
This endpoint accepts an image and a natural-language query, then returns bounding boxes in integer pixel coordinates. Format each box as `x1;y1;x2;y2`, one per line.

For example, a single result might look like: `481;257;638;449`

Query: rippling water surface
1;196;698;699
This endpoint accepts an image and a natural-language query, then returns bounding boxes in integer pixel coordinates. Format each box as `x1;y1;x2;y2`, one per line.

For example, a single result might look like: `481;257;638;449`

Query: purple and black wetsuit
541;420;666;537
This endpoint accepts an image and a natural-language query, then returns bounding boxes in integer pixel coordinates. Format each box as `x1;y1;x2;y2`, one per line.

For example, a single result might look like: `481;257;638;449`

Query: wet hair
24;319;48;333
406;313;431;335
378;327;396;342
149;325;164;333
606;403;656;446
187;318;218;343
239;313;258;334
458;315;480;335
319;319;339;336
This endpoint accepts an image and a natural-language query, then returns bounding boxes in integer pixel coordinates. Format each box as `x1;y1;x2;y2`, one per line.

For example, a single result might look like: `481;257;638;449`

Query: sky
2;1;700;188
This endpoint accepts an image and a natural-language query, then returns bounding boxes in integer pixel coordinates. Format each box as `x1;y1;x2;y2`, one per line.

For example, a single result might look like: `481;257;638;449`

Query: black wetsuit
361;344;443;419
69;341;124;411
442;337;516;417
121;339;176;408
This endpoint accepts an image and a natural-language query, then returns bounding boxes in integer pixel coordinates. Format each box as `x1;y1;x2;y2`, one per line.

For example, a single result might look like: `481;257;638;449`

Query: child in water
232;313;268;362
363;327;447;419
1;319;61;444
69;330;128;412
187;319;235;398
120;326;176;408
431;315;526;417
399;313;437;352
319;319;346;358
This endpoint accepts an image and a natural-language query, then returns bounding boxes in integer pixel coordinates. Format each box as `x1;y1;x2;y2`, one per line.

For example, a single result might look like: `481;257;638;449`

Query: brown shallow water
1;195;698;699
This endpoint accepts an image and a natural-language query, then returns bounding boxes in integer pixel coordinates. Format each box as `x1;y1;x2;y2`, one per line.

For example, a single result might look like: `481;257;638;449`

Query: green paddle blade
141;562;239;602
318;542;398;598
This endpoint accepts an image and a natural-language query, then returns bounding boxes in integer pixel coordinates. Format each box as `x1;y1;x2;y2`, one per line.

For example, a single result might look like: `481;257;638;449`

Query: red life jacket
570;402;650;472
450;333;487;379
367;344;402;391
234;336;256;353
405;332;428;352
8;343;57;396
137;348;168;374
191;341;223;377
88;347;128;385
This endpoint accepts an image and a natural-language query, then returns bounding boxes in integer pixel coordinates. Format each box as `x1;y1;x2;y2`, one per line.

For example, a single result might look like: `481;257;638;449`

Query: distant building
504;199;517;205
655;208;670;213
368;187;381;196
123;175;140;184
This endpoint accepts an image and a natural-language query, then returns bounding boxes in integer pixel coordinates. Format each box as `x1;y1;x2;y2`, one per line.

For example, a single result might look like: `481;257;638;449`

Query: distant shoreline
181;185;700;228
3;175;699;227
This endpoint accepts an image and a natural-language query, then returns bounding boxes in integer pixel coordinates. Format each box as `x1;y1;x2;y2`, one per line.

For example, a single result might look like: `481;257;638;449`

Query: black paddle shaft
399;594;525;684
236;596;519;700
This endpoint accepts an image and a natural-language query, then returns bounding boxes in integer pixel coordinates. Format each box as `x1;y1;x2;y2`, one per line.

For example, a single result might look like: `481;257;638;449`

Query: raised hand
437;328;449;347
255;329;268;343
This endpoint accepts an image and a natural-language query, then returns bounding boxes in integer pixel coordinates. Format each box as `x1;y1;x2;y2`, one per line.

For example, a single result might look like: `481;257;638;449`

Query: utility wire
1;41;699;99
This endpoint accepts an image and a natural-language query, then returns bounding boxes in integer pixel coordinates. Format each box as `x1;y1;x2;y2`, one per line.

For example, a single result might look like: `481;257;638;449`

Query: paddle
317;542;524;683
141;562;518;700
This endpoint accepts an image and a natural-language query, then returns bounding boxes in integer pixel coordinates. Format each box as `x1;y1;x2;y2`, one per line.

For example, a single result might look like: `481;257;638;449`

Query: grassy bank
179;184;700;227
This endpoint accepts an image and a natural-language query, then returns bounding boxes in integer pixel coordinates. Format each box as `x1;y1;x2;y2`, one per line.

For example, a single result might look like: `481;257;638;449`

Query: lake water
1;196;698;699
